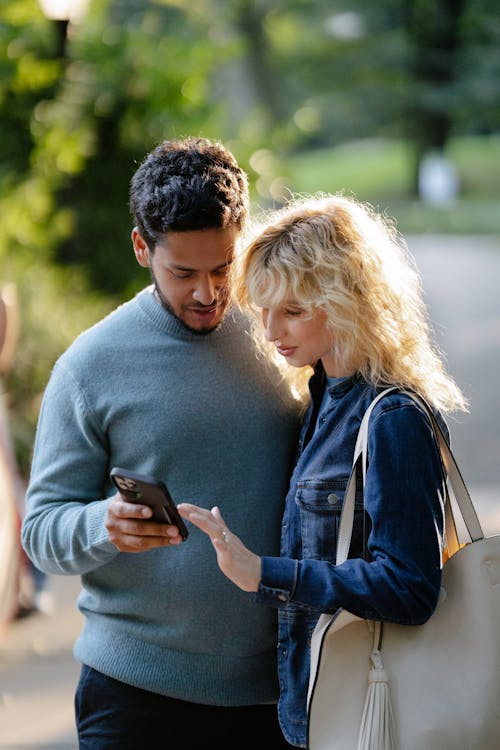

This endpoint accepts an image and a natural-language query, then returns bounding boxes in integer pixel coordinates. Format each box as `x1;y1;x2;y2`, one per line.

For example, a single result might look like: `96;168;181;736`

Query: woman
178;194;467;748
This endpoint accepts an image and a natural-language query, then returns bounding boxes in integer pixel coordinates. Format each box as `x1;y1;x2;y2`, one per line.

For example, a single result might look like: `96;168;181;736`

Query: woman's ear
131;227;151;268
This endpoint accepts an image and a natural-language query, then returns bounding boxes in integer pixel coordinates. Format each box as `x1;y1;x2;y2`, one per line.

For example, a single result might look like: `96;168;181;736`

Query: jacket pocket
295;479;367;562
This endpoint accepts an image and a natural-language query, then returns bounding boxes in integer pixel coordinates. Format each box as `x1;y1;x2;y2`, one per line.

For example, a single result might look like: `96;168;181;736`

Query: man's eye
170;270;192;279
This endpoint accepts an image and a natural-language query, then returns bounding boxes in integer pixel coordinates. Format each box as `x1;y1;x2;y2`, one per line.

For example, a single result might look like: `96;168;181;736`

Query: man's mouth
186;303;223;327
188;303;218;315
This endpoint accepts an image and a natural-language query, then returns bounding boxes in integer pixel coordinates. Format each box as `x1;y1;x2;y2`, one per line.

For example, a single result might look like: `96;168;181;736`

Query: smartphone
110;467;189;541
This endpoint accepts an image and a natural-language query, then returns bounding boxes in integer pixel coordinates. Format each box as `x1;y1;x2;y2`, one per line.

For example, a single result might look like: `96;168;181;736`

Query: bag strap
336;388;483;566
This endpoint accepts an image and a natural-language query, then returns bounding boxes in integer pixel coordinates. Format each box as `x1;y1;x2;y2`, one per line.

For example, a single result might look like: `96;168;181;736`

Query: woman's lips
276;344;297;357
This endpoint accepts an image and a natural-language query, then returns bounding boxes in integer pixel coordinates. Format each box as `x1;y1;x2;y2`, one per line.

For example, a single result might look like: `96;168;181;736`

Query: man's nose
193;275;217;305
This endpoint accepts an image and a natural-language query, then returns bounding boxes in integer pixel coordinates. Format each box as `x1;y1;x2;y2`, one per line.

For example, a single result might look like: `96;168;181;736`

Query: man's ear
132;227;151;268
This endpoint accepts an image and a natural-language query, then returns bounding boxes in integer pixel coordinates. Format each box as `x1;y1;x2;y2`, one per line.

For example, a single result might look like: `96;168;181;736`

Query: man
22;137;300;749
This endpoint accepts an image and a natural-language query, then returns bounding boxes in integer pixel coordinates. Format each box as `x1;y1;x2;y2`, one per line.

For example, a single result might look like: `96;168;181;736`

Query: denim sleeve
258;402;446;624
256;557;299;607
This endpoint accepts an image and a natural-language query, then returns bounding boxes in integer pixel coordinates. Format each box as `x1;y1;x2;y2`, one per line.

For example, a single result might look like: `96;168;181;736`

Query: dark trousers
75;664;295;749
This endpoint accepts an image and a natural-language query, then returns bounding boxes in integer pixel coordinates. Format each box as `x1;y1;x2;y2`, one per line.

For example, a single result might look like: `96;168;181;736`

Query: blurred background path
0;234;499;749
409;234;500;494
0;576;82;749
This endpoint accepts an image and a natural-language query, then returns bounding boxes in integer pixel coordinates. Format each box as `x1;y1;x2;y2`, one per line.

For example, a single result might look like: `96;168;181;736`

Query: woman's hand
178;504;261;592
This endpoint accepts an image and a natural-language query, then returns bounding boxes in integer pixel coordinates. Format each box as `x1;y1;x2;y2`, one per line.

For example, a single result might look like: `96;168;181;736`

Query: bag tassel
357;630;397;750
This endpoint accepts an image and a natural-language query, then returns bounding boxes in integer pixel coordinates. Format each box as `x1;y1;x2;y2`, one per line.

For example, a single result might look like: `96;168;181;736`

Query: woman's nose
262;309;280;341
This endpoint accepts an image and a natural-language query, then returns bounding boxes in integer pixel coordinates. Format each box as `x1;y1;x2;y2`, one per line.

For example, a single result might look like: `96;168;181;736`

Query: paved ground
0;234;499;749
408;234;500;488
0;575;82;749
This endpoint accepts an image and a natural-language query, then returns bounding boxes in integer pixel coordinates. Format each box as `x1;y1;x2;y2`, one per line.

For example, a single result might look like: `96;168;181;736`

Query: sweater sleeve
257;402;445;625
21;359;119;575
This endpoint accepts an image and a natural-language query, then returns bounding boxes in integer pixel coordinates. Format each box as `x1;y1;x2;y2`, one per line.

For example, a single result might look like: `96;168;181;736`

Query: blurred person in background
0;284;48;625
0;283;22;628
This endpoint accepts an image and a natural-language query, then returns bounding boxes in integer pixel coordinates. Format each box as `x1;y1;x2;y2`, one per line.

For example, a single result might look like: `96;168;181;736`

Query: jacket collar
309;362;360;401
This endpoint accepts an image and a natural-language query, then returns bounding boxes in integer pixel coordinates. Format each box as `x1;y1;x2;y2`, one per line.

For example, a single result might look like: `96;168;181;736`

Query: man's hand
178;504;261;592
106;494;183;552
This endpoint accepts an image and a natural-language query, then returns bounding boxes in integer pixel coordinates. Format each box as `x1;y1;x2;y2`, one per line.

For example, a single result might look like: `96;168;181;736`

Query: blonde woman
179;194;468;748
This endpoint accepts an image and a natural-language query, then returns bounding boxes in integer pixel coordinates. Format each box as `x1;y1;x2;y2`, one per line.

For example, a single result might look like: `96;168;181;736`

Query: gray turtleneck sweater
22;287;300;705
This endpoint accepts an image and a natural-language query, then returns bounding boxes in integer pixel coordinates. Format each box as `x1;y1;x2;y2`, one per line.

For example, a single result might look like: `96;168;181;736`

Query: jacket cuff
255;556;298;607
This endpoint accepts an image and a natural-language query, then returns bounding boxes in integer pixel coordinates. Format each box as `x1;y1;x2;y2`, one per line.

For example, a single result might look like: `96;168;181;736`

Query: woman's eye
285;308;304;317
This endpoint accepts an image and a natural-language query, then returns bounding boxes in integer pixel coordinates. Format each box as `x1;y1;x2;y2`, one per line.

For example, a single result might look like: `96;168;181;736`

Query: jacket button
277;593;287;602
327;493;338;504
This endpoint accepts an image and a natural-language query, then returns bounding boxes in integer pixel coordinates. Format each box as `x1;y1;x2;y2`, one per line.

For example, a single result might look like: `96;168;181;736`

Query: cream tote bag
307;389;500;750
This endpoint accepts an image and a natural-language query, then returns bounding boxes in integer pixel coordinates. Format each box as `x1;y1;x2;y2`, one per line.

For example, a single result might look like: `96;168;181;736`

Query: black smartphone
110;467;189;541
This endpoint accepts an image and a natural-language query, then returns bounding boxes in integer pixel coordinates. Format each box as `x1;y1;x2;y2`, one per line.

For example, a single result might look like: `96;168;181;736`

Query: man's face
133;226;238;334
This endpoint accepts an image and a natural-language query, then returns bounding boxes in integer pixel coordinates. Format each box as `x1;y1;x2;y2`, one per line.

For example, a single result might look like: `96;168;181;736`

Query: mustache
189;293;229;310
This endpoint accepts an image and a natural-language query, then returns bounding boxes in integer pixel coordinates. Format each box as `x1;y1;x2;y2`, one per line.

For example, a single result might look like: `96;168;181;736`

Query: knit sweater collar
136;286;246;341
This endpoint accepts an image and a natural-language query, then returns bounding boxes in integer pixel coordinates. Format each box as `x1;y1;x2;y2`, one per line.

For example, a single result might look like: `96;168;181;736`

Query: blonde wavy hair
232;193;467;414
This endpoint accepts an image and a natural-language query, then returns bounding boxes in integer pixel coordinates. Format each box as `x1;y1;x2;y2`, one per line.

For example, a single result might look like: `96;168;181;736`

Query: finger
107;517;179;540
178;502;209;519
209;507;233;546
112;532;181;553
210;506;225;525
138;521;176;537
178;504;219;535
212;536;231;554
177;502;196;518
112;495;153;520
178;504;233;549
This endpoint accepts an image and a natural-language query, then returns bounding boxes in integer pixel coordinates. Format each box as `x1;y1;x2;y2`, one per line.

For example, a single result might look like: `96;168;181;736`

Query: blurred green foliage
0;0;499;476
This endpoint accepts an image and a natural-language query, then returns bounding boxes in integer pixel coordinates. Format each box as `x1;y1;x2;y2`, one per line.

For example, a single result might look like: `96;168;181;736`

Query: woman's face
261;301;345;376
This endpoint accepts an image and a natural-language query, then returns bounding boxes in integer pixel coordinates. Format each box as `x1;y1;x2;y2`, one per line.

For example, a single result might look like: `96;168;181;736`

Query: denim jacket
256;369;448;747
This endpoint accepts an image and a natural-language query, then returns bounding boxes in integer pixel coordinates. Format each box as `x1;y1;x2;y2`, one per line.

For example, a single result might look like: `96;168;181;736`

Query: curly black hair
129;137;249;249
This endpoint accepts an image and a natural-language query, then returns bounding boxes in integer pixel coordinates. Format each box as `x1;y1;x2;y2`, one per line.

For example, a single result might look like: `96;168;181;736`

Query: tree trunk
404;0;467;195
231;0;283;127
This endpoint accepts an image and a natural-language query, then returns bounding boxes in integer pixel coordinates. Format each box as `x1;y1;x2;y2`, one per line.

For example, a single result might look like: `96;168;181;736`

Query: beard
149;267;228;336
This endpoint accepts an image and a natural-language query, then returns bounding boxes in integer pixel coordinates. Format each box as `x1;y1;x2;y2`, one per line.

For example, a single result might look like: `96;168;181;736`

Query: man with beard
22;137;300;749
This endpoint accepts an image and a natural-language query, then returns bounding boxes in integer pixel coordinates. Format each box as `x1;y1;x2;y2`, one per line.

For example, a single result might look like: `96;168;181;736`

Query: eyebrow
170;259;233;273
